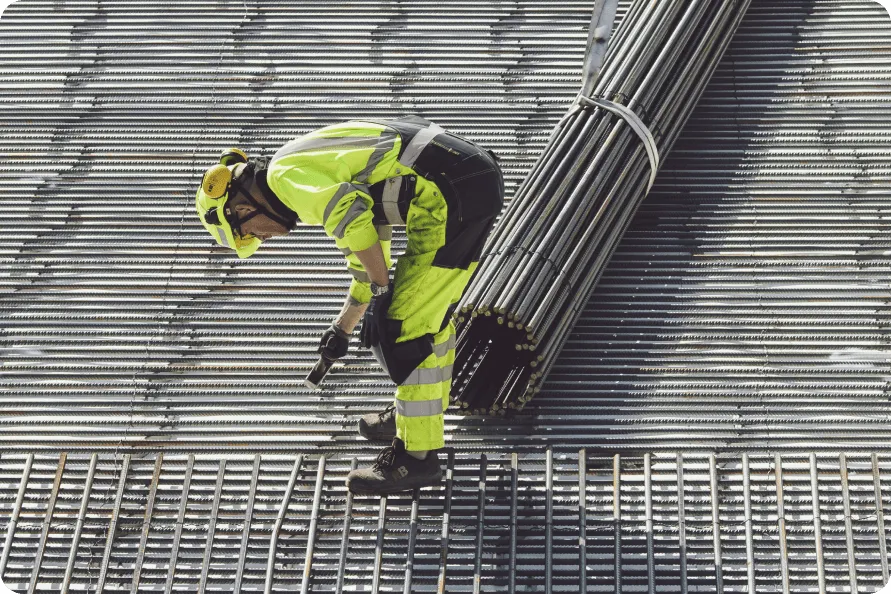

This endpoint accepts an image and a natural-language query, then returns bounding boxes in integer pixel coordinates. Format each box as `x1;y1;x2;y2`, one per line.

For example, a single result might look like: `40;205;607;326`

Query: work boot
357;403;397;441
346;439;442;496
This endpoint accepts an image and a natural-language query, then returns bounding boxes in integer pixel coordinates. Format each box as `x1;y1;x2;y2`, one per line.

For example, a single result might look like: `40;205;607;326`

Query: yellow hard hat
194;149;262;258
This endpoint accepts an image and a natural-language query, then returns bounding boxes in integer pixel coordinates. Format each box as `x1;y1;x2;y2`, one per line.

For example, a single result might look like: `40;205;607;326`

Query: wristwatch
370;282;391;297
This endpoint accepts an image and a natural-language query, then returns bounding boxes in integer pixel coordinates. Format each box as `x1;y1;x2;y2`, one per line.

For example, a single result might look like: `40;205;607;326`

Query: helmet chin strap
227;166;296;236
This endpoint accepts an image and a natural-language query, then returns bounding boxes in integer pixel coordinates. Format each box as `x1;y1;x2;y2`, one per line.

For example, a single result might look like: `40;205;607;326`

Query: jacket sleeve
346;225;393;304
270;159;380;254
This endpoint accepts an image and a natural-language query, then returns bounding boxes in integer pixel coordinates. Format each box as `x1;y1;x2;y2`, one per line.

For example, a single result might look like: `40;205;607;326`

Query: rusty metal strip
265;454;303;594
508;452;517;594
437;452;455;594
28;453;67;594
403;487;420;594
839;454;858;593
676;453;687;594
579;449;587;593
234;455;261;593
165;454;195;594
335;458;358;594
645;452;654;593
544;449;552;593
613;454;622;594
199;459;226;594
810;454;826;594
96;454;131;593
873;454;889;583
301;455;326;594
0;453;34;576
708;455;723;593
474;454;488;594
61;453;98;594
131;453;164;594
371;495;388;594
743;453;755;594
774;454;789;594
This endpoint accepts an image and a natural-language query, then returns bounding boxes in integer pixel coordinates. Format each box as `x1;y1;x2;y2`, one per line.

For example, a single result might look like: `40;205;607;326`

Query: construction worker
194;116;504;495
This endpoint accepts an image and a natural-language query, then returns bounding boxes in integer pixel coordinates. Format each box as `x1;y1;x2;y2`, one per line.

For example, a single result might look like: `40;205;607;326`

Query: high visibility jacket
267;117;504;451
266;117;448;303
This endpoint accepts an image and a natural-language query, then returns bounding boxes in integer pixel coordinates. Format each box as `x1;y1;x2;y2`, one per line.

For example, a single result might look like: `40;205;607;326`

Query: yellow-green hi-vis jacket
267;116;504;450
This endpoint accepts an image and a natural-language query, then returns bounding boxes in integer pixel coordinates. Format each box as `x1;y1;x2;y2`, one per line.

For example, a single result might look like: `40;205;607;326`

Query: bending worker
194;116;504;495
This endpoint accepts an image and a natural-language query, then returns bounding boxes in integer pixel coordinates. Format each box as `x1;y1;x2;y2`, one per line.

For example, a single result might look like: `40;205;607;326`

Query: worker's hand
318;324;350;361
359;289;393;349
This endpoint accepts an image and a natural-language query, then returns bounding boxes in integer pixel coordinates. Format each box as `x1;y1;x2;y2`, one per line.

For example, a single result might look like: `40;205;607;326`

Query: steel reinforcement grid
2;0;891;592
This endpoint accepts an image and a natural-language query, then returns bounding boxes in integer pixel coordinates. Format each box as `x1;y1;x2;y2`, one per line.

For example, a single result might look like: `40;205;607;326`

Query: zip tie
577;94;660;191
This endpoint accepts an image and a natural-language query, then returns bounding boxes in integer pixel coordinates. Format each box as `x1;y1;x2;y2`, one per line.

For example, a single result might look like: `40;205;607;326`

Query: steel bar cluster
453;0;752;414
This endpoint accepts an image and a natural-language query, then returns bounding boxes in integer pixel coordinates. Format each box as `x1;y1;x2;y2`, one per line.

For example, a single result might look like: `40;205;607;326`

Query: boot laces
373;445;397;471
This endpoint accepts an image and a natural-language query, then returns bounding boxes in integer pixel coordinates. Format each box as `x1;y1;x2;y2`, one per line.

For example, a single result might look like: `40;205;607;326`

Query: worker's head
194;149;295;258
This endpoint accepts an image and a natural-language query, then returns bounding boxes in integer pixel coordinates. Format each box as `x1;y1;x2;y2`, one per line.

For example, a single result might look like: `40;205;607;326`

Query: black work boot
346;439;442;496
357;403;397;441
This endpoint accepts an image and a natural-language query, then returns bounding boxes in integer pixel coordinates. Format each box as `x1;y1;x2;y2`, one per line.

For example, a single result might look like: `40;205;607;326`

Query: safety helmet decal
194;149;262;258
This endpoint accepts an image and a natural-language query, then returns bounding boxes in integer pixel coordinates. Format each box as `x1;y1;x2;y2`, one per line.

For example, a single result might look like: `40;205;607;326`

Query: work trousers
372;136;504;450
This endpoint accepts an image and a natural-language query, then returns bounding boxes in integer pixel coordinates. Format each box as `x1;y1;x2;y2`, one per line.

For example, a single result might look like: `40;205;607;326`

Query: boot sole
348;472;444;496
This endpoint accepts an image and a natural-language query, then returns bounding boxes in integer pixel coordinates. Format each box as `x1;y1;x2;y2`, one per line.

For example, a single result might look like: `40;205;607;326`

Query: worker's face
232;204;290;240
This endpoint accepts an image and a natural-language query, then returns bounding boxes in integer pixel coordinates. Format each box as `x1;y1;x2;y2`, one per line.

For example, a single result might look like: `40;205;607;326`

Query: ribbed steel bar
131;453;163;594
613;454;622;594
334;458;358;594
578;449;587;593
371;496;387;594
165;454;194;594
774;455;790;594
872;454;889;583
28;453;66;594
839;454;858;593
437;452;455;594
453;0;753;412
645;452;654;593
402;488;420;594
508;452;518;594
0;453;33;576
61;454;97;594
473;455;487;594
198;459;226;594
265;455;303;594
676;453;687;594
234;455;261;594
810;454;826;594
709;455;723;593
544;449;553;593
743;453;755;594
301;455;326;594
96;454;131;593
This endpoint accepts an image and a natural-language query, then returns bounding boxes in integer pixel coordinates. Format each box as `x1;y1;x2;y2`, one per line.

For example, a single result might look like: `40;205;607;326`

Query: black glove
318;324;350;361
359;288;393;349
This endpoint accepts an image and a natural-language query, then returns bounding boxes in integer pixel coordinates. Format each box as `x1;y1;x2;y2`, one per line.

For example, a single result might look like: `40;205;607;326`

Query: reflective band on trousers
432;335;456;358
399;364;453;386
381;176;405;225
396;397;446;418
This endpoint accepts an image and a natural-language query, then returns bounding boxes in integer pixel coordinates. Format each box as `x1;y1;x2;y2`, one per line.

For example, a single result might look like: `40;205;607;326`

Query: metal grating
2;0;891;590
0;0;614;452
2;451;891;592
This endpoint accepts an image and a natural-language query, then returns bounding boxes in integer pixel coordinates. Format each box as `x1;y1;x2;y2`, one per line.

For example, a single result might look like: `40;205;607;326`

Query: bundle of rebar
452;0;752;415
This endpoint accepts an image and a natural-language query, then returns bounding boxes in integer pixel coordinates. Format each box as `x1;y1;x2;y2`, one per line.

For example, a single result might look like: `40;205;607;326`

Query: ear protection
220;148;248;167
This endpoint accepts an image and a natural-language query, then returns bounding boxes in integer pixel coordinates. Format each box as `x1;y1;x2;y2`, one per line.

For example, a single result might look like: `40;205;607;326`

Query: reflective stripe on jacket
266;118;445;253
